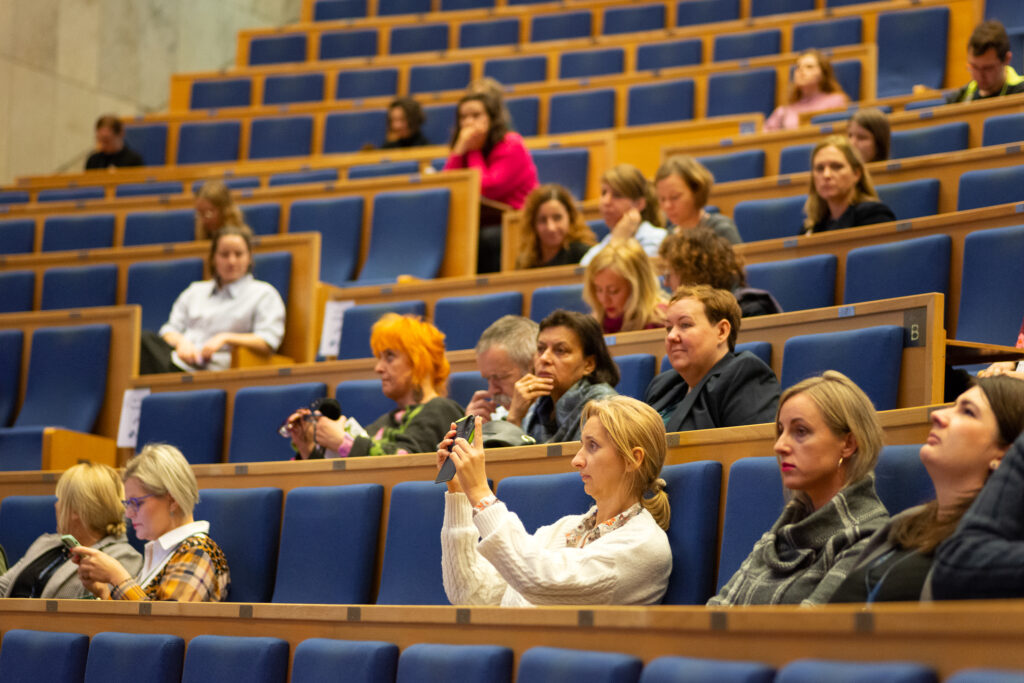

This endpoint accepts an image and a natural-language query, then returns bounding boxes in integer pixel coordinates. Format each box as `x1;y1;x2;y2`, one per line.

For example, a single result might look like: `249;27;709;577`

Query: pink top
443;132;539;209
764;92;848;131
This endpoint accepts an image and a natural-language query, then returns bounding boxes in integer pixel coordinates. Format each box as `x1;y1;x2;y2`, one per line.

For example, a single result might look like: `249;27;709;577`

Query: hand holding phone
60;534;80;550
435;415;475;484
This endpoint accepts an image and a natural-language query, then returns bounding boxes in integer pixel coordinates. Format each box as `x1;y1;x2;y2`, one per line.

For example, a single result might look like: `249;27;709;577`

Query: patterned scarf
564;502;642;549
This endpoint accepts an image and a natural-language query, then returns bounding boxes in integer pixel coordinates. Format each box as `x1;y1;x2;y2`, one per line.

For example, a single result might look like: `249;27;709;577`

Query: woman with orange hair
286;314;463;458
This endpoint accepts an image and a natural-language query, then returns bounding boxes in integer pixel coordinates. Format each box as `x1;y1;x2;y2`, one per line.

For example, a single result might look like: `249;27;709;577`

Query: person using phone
0;463;141;599
437;396;672;606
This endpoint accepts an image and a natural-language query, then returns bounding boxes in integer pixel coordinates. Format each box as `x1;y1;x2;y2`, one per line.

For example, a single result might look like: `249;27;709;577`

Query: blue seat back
982;112;1024;146
84;632;184;683
348;160;420;180
324;110;387;153
335;379;395;427
956;225;1024;343
177;121;241;164
262;73;324;105
292;639;398;683
891;122;969;159
443;0;495;8
833;59;862;100
137;389;226;465
268;169;337;188
253;251;292;303
737;341;773;368
641;656;775;683
314;0;369;18
423;103;458;145
249;116;313;159
37;186;105;203
548;89;615;134
126;257;204;332
484;55;548;86
377;481;449;604
358;189;450;283
517;646;642;683
776;659;938;683
397;644;513;683
249;34;306;65
497;471;592;534
0;218;35;255
946;669;1024;683
228;382;327;463
636;39;702;70
378;0;430;14
531;11;592;42
0;191;29;205
42;214;115;252
0;271;33;314
876;7;949;97
733;192;805;240
335;68;399;99
751;0;813;15
778;143;815;175
844;233;950;304
531;147;589;201
781;325;904;410
661;461;723;605
559;48;625;79
190;78;252;109
707;68;777;117
337;301;427;360
435;292;524;351
0;630;88;682
875;444;935;514
446;371;486;410
319;28;377;59
181;635;289;683
409;62;472;94
603;3;665;34
677;0;739;25
194;487;282;603
746;254;837;312
273;484;382;604
713;28;782;61
123;209;194;247
697;149;765;183
875;178;940;220
627;79;695;127
460;18;520;48
530;284;587;321
287;196;364;287
718;457;785;588
957;165;1024;211
114;181;183;199
0;330;23;426
390;23;448;54
0;495;58;560
792;16;862;50
242;203;281;236
613;354;657;401
123;123;167;165
40;264;118;311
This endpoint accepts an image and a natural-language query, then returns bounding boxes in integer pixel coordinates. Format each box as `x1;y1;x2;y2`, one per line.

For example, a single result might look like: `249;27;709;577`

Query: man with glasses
466;315;539;424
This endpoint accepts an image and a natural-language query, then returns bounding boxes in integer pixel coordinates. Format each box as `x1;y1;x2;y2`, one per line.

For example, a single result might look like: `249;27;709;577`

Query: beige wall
0;0;298;184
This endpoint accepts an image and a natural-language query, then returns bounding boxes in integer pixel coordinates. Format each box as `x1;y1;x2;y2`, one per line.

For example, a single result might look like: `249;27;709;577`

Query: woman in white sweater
437;395;672;606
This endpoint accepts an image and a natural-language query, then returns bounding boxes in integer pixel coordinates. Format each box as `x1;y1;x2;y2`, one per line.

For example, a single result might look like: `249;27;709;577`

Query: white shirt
137;520;210;589
159;274;285;371
579;221;668;266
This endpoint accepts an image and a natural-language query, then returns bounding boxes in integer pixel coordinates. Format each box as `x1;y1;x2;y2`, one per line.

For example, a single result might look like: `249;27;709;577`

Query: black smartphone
435;416;475;484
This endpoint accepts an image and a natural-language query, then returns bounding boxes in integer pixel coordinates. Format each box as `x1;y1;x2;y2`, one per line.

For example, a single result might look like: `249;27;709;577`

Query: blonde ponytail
641;477;671;530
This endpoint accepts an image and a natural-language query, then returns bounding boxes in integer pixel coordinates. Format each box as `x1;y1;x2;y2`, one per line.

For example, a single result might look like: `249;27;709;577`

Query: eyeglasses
121;494;155;513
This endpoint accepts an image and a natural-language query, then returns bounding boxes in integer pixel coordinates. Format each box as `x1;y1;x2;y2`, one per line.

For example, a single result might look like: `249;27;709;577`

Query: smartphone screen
60;534;80;549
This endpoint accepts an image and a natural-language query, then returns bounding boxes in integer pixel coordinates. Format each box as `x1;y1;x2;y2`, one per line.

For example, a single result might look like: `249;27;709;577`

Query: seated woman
287;314;464;458
194;180;246;240
847;108;891;163
709;371;889;606
659;228;782;317
580;164;666;265
382;96;429;149
507;310;619;444
803;135;896;234
0;463;141;599
654;155;740;244
830;376;1024;602
765;49;849;131
139;224;286;374
583;238;666;334
644;284;779;432
515;184;597;269
439;395;672;605
72;444;230;601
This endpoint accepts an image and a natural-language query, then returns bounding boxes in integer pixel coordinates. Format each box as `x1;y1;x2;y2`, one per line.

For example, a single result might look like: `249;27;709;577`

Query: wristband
472;495;498;515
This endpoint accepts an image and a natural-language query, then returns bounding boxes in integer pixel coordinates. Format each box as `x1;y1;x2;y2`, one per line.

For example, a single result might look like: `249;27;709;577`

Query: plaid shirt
110;534;229;602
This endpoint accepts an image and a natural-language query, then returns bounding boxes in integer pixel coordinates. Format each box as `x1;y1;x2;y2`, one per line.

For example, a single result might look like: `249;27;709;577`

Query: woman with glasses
71;444;230;602
0;463;141;599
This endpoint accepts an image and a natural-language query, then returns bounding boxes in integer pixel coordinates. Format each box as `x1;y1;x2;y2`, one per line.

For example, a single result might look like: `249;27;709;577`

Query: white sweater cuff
472;500;509;539
444;492;474;527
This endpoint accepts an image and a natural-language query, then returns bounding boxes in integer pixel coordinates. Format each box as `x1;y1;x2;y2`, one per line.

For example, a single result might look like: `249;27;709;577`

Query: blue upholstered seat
136;389;226;465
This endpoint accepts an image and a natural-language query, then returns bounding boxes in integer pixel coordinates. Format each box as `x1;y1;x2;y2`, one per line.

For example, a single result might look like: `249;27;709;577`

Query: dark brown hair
449;90;509;158
849;108;891;162
516;183;596;268
95;114;124;135
968;20;1011;60
538;310;620;386
388;96;425;134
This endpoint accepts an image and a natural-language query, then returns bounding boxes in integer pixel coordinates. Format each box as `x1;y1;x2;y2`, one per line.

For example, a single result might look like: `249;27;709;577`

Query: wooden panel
43;430;117;470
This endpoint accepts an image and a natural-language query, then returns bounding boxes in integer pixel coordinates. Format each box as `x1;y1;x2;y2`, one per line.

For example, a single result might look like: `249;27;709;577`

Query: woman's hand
437;423;463;493
71;546;131;598
610;208;643;240
200;333;231;362
286;409;316;459
449;416;493;505
453;121;487;155
507;373;553;426
174;337;201;366
979;361;1017;378
313;414;349;453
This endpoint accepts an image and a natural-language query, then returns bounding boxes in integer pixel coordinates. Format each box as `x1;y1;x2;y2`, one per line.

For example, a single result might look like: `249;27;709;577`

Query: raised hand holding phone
435;415;474;484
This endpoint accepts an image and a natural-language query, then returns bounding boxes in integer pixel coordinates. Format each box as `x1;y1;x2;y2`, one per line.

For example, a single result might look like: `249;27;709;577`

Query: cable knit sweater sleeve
441;492;513;605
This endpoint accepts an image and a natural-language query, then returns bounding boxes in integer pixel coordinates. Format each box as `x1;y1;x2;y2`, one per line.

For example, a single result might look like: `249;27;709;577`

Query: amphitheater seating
0;218;35;255
376;480;449;605
843;233;951;304
640;656;776;683
517;646;642;683
40;265;118;311
356;188;450;284
496;471;591;534
83;632;184;683
336;300;427;360
433;292;524;351
334;379;393;427
41;214;115;252
660;461;723;605
397;643;513;683
775;658;938;682
0;271;33;314
287;195;364;287
613;353;657;401
745;254;837;312
181;635;289;683
122;210;195;247
0;494;57;561
291;638;398;683
955;224;1024;344
136;389;227;466
0;630;88;682
228;382;327;463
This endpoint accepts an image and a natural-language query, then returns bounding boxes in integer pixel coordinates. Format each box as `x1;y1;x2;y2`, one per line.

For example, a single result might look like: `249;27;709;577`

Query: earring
990;459;1000;471
837;456;845;470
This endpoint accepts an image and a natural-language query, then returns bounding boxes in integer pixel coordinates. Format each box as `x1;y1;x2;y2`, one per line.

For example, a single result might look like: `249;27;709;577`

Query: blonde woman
580;164;665;265
804;135;895;234
194;180;245;240
438;395;672;605
72;444;230;602
583;238;666;334
0;463;141;599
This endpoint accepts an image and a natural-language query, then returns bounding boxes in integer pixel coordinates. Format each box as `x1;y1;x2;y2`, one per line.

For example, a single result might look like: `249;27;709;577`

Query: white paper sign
116;388;151;449
318;299;355;358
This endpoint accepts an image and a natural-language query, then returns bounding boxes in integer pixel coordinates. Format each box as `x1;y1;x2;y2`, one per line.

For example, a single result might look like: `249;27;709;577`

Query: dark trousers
477;224;502;274
139;330;184;375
